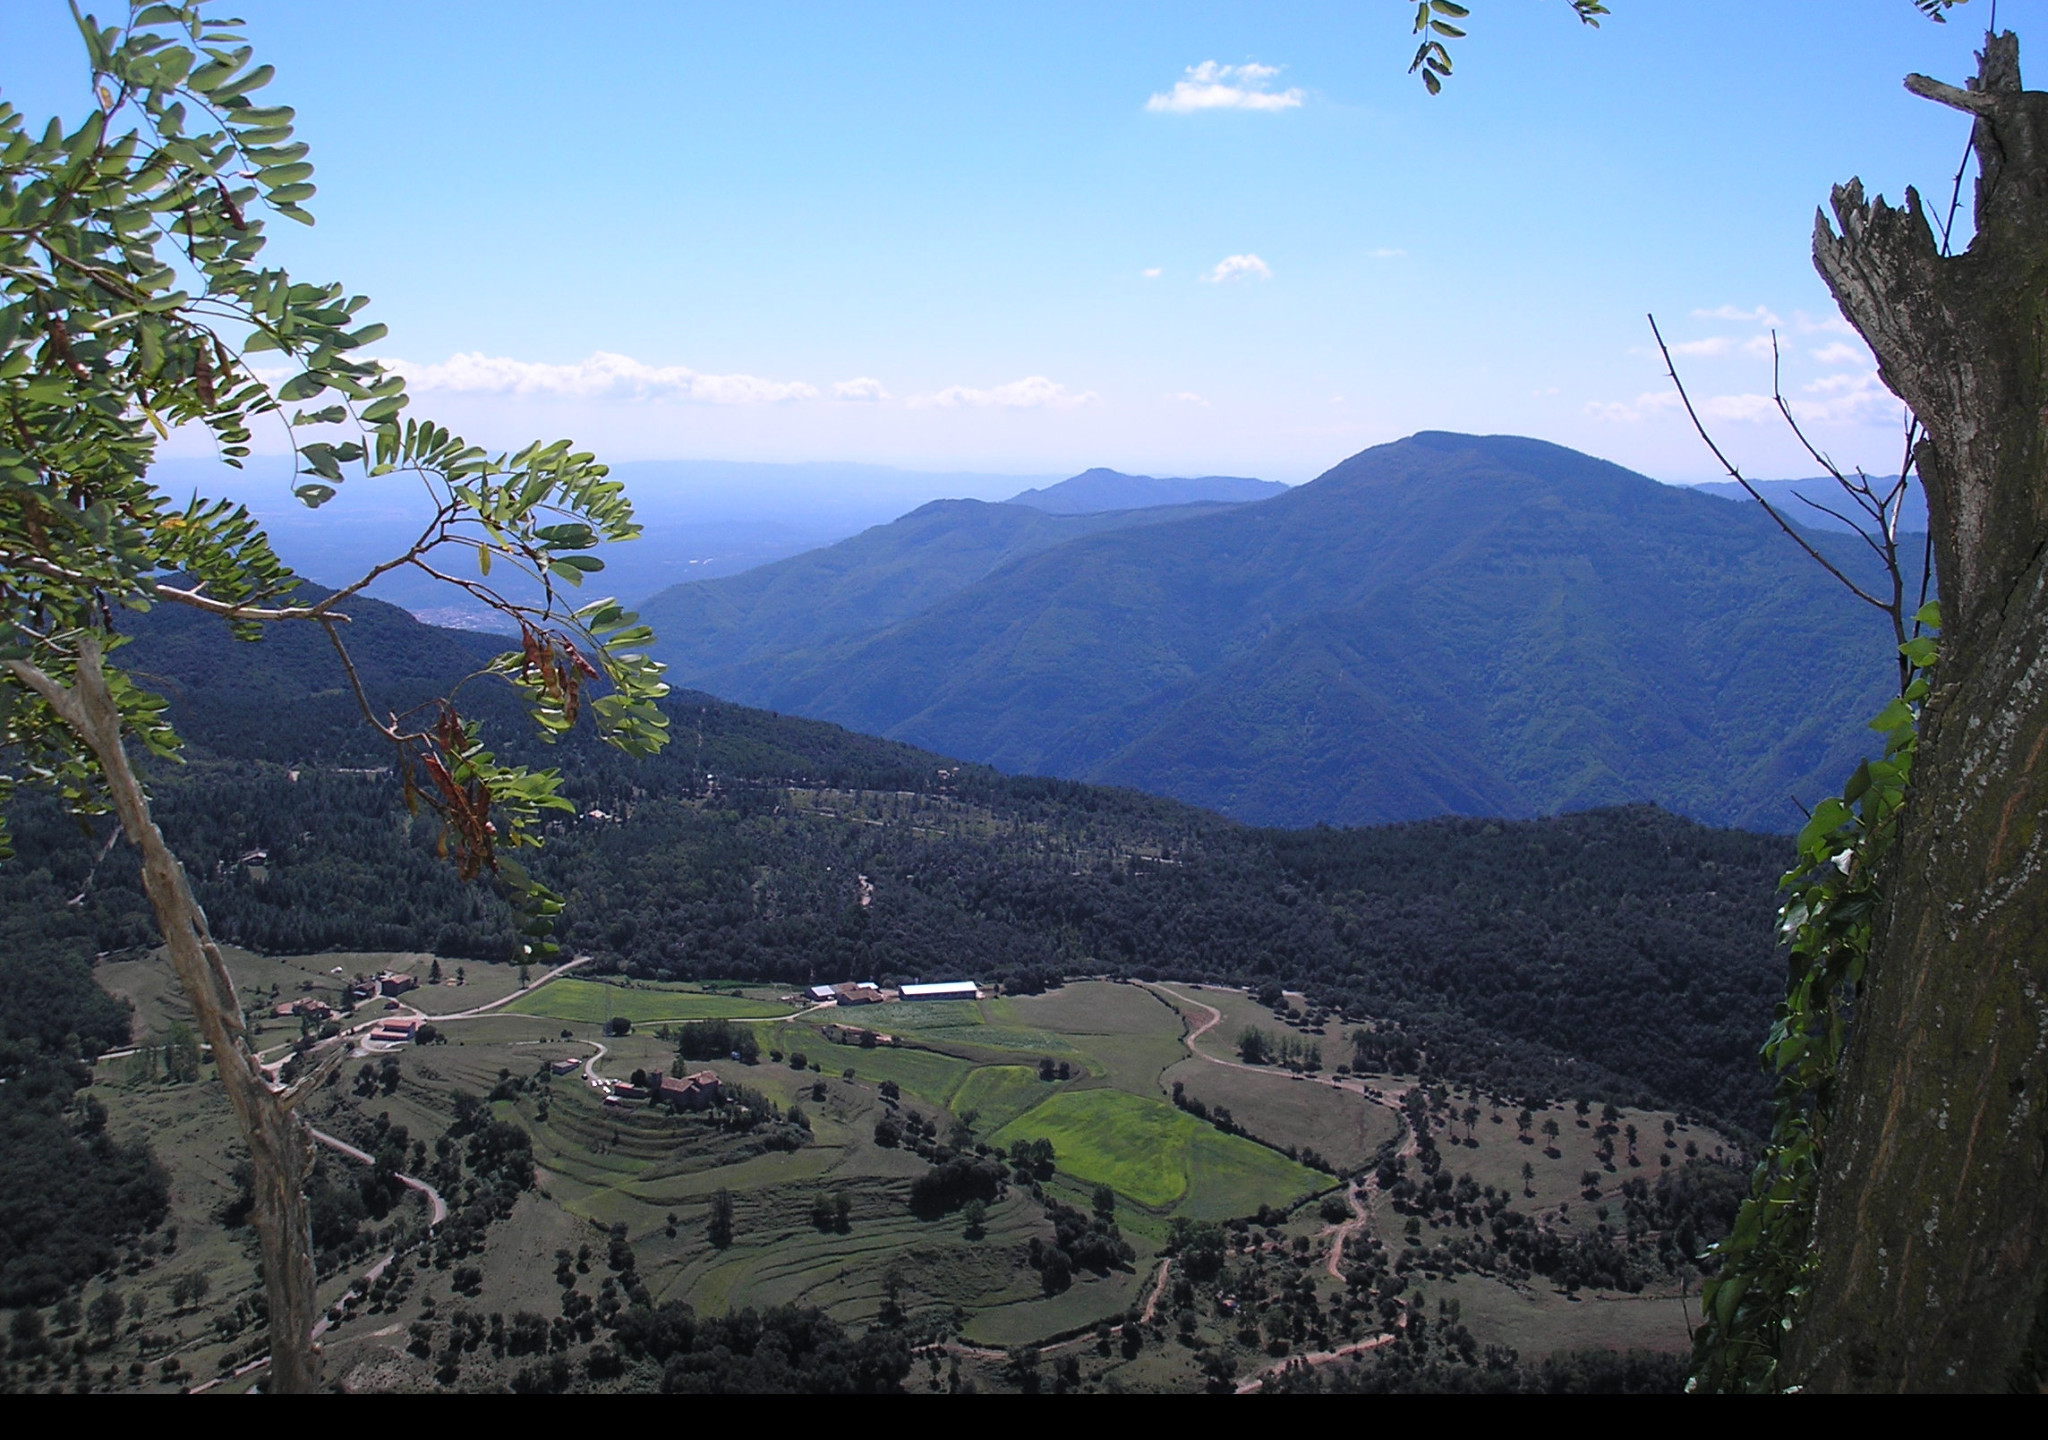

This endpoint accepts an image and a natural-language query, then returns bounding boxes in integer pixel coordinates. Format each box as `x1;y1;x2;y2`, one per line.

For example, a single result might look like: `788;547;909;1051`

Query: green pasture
795;1041;977;1111
991;1087;1323;1214
949;1064;1056;1131
1150;981;1324;1065
989;981;1177;1038
504;977;795;1025
877;999;985;1030
1161;1057;1400;1171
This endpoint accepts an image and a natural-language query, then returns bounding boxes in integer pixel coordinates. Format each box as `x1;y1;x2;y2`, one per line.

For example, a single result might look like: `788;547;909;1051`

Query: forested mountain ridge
1004;467;1287;513
638;496;1243;683
5;591;1790;1132
659;432;1905;834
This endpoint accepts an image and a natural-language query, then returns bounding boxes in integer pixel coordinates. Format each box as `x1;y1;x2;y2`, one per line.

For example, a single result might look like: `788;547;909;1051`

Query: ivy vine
1688;603;1941;1392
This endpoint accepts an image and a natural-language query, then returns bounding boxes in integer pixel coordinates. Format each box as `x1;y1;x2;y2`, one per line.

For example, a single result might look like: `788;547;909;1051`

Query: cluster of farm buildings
804;979;979;1006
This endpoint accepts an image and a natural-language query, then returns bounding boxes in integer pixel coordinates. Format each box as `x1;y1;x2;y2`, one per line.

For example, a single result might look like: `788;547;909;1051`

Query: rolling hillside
652;433;1909;833
636;496;1243;680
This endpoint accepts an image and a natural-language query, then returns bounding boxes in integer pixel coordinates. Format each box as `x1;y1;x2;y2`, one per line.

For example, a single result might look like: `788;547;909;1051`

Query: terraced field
82;957;1724;1392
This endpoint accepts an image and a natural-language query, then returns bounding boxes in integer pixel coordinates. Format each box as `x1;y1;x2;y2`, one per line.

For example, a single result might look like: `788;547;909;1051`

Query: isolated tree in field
1237;1027;1268;1065
0;4;665;1391
708;1188;736;1249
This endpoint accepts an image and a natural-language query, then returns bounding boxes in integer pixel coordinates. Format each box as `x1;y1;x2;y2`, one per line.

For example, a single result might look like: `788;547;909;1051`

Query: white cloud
1809;341;1866;366
1795;310;1857;335
1167;391;1207;406
1669;334;1776;359
1203;253;1272;284
908;375;1100;410
831;376;891;402
1586;391;1682;423
1590;372;1895;427
1141;267;1163;279
1691;304;1782;327
390;350;818;404
1146;61;1304;113
1366;247;1406;259
1793;368;1895;423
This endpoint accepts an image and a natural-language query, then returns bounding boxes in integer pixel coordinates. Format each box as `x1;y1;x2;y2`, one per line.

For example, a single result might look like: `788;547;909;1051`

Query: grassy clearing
1423;1271;1696;1355
504;977;795;1025
1360;1082;1734;1244
879;999;985;1030
1161;1057;1399;1171
791;1042;977;1110
991;1088;1323;1214
1152;981;1329;1066
949;1064;1056;1131
990;981;1176;1038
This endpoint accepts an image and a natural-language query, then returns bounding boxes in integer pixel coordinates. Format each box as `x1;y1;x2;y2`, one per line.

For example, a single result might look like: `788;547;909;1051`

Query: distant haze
1688;477;1928;536
145;456;1060;628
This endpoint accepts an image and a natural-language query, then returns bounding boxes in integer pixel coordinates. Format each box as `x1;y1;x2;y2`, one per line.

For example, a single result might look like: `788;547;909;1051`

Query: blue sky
3;1;2030;483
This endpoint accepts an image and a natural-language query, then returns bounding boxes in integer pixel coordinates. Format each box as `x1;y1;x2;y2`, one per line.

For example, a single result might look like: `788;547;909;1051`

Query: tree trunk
1790;30;2048;1392
5;637;325;1392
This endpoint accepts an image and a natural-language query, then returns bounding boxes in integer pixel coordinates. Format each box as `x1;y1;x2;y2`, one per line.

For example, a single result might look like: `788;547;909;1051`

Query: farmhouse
655;1070;722;1111
368;1017;419;1046
378;972;419;997
900;980;978;1002
831;982;886;1006
807;985;836;1002
548;1057;581;1076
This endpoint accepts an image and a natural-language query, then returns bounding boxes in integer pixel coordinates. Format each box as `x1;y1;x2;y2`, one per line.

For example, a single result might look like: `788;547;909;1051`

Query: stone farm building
655;1070;722;1111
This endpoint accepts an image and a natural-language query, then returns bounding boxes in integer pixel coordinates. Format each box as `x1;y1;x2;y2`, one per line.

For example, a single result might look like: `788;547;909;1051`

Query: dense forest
0;592;1792;1136
0;946;167;1306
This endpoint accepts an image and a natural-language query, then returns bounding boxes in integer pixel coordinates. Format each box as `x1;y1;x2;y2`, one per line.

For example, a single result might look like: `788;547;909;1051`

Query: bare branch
1648;314;1893;614
1904;72;1997;115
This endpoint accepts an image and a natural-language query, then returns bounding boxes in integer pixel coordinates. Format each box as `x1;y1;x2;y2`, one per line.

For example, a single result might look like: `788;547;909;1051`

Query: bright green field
990;1087;1324;1213
503;978;794;1025
948;1064;1055;1131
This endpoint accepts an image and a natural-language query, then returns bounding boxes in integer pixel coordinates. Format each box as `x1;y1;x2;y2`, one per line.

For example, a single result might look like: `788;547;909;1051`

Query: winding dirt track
1138;1258;1173;1324
309;1128;449;1225
1139;980;1416;1390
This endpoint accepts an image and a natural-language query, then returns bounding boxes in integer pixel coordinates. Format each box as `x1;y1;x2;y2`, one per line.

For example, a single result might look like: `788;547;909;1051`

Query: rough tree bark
1789;30;2048;1392
4;636;326;1393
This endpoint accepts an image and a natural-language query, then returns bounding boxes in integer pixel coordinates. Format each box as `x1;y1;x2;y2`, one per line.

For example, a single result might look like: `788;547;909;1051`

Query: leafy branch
0;2;671;1390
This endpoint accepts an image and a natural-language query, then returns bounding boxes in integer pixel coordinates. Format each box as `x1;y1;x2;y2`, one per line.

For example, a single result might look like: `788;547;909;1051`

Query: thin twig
1648;314;1891;614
